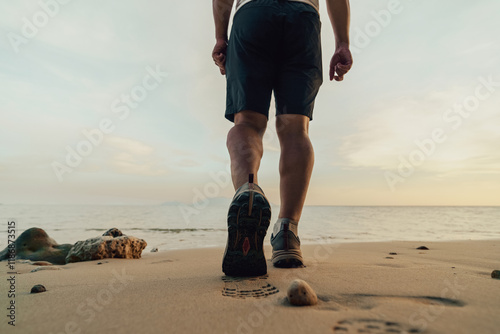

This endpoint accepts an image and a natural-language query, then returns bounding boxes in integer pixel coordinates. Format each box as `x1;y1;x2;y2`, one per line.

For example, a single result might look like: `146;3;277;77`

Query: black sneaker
222;174;271;276
270;218;304;268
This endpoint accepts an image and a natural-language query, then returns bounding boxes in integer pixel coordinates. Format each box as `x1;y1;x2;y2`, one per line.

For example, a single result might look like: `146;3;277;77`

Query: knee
276;115;310;141
233;110;268;136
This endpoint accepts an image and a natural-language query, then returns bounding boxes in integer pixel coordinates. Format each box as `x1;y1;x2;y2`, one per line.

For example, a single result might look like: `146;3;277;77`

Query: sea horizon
1;204;499;253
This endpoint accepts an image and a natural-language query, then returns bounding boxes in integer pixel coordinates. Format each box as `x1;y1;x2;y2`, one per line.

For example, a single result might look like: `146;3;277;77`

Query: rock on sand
287;279;318;306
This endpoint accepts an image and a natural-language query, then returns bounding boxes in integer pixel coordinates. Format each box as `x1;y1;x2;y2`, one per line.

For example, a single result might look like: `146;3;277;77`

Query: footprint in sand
332;318;421;334
318;294;465;311
326;294;465;334
222;275;279;299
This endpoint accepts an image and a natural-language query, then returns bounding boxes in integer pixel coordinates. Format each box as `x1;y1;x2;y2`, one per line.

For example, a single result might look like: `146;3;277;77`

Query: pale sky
1;0;499;206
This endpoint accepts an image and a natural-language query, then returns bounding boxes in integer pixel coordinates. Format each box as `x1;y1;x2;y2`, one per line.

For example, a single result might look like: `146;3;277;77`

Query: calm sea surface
1;205;499;252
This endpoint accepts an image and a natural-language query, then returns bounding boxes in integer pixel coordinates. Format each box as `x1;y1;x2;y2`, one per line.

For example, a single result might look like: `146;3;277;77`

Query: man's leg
270;114;313;268
276;114;314;222
223;110;271;277
226;110;267;189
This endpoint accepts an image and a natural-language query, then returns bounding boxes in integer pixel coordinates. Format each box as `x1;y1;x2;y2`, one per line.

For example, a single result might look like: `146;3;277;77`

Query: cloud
106;136;153;155
337;81;500;180
96;135;163;176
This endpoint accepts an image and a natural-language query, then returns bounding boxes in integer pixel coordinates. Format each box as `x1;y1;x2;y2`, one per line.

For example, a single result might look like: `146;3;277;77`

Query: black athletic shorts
225;0;323;122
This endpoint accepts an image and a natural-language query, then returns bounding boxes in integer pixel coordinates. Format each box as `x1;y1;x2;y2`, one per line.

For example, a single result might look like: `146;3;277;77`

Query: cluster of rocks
0;227;147;265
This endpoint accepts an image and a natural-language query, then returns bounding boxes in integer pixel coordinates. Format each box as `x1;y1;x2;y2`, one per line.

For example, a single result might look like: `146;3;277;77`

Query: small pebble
151;247;159;252
492;270;500;279
287;279;317;306
416;246;429;250
389;252;397;255
385;257;394;259
31;284;46;293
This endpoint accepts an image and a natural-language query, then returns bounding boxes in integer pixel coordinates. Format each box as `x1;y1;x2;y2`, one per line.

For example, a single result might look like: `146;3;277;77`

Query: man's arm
326;0;353;81
212;0;234;75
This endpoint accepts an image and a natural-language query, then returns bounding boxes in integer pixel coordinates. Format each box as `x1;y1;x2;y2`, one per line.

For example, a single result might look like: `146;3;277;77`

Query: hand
212;39;228;75
329;43;353;82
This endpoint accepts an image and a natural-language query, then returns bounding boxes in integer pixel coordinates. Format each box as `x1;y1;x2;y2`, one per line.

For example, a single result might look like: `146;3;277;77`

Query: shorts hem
225;107;270;123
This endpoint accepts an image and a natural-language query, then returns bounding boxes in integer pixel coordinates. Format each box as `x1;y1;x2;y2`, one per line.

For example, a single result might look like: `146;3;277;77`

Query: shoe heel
248;174;254;216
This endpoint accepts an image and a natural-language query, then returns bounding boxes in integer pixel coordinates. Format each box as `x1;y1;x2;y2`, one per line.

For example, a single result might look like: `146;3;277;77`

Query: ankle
273;218;298;236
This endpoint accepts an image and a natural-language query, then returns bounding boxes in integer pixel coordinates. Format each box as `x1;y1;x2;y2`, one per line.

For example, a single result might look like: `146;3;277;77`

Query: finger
334;64;345;81
216;57;226;74
213;53;224;62
214;54;226;71
330;64;338;81
337;65;351;76
337;63;351;70
336;63;352;77
336;67;348;77
213;51;225;59
329;54;340;81
331;64;341;81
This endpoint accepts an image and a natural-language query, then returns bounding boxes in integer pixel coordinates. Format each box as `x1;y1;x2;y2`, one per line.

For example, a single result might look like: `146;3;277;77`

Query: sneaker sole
222;190;271;277
272;249;304;268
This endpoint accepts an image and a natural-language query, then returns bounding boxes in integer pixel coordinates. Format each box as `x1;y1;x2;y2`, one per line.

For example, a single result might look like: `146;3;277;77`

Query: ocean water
1;205;499;252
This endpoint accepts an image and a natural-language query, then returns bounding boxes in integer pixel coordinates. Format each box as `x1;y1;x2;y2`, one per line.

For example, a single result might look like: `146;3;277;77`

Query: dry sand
2;240;500;334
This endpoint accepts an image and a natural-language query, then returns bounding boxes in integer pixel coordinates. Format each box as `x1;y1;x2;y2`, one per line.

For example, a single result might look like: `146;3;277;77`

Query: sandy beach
2;240;499;334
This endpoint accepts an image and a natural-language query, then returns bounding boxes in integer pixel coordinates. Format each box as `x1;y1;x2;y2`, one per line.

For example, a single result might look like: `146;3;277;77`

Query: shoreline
2;206;500;253
2;240;499;333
